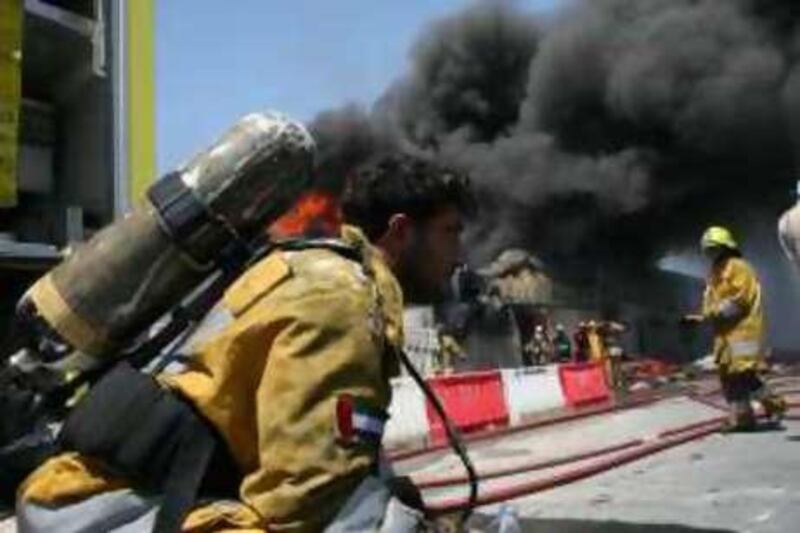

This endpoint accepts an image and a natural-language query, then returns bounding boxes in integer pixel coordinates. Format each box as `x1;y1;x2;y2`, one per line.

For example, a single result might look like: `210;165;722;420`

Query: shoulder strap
271;236;362;263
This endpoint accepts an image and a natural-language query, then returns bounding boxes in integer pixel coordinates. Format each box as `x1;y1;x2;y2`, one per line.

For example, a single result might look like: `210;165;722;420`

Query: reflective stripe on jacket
702;256;765;373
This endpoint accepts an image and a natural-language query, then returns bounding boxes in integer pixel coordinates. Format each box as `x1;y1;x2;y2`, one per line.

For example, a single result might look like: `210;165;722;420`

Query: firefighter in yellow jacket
684;226;786;431
16;154;475;532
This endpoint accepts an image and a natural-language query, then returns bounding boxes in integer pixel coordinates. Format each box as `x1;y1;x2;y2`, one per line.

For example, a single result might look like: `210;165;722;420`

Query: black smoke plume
311;0;800;271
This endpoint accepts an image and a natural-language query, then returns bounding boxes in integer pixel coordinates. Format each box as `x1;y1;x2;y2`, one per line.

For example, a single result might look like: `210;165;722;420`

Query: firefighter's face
702;245;725;263
402;206;464;303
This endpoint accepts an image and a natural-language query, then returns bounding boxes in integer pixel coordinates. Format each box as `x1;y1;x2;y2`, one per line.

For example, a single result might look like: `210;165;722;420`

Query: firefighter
573;321;590;362
436;326;466;374
586;320;607;363
16;154;475;532
683;226;786;431
601;321;627;390
528;325;552;365
553;324;572;362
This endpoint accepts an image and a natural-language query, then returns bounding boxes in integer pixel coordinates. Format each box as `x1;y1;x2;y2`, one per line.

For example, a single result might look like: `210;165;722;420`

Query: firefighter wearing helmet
684;226;786;431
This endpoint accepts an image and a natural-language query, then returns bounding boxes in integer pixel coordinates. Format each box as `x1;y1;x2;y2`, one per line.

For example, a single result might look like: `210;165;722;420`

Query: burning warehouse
311;0;800;368
402;245;706;375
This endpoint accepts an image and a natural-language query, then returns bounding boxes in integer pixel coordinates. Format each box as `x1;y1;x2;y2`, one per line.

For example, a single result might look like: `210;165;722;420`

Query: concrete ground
472;420;800;532
404;392;800;533
398;397;723;481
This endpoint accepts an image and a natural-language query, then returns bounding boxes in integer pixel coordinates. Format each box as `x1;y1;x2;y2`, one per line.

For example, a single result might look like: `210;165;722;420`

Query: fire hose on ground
414;411;735;491
389;390;672;463
417;386;800;516
424;417;725;515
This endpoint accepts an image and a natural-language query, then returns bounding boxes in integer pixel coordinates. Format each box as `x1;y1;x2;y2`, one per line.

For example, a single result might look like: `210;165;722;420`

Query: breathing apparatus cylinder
14;111;315;364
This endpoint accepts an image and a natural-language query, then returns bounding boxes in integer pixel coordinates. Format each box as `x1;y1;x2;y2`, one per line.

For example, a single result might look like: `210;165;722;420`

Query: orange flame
269;190;342;239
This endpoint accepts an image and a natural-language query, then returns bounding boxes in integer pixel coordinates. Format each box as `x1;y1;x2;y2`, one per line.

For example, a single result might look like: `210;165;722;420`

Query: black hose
394;347;478;525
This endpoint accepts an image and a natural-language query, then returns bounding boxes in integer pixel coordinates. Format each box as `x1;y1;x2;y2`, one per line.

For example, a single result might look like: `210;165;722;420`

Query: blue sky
155;0;560;173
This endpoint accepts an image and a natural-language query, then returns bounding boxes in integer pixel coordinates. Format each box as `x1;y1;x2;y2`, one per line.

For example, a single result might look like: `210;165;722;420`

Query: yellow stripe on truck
0;0;23;207
127;0;156;204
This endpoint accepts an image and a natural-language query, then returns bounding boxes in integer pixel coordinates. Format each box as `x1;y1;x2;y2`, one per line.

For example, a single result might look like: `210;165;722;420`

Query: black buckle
147;172;211;244
148;173;249;269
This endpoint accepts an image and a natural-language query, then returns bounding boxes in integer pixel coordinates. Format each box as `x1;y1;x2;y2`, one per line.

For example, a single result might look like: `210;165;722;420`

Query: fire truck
0;0;154;339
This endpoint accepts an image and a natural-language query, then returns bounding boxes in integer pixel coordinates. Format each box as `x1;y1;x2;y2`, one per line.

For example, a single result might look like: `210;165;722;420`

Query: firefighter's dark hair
342;154;475;241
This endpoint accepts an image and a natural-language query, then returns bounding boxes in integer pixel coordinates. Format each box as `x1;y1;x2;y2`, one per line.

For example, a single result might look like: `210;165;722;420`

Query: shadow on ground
469;513;735;533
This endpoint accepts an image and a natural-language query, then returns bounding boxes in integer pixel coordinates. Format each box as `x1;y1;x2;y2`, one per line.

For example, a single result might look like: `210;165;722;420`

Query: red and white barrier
383;361;611;451
383;376;429;450
501;366;567;425
558;362;612;407
425;371;509;445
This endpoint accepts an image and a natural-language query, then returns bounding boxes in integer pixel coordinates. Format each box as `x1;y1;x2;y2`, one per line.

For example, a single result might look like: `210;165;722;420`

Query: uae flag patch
335;394;388;446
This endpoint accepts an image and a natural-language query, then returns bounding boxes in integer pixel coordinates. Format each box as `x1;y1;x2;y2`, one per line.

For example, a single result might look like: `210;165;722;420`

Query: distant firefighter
573;322;590;363
601;321;628;389
585;320;607;364
527;324;553;365
683;226;786;431
436;326;466;374
553;324;572;362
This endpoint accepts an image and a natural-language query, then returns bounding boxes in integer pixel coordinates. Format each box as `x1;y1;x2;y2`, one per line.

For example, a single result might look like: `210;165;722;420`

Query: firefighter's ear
380;213;413;246
375;213;414;259
388;213;412;240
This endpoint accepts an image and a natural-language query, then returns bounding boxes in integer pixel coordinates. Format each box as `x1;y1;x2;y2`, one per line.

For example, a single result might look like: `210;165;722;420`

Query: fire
269;190;342;238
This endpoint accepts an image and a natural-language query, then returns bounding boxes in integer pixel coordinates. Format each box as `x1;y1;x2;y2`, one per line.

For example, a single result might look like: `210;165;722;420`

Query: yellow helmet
700;226;738;251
